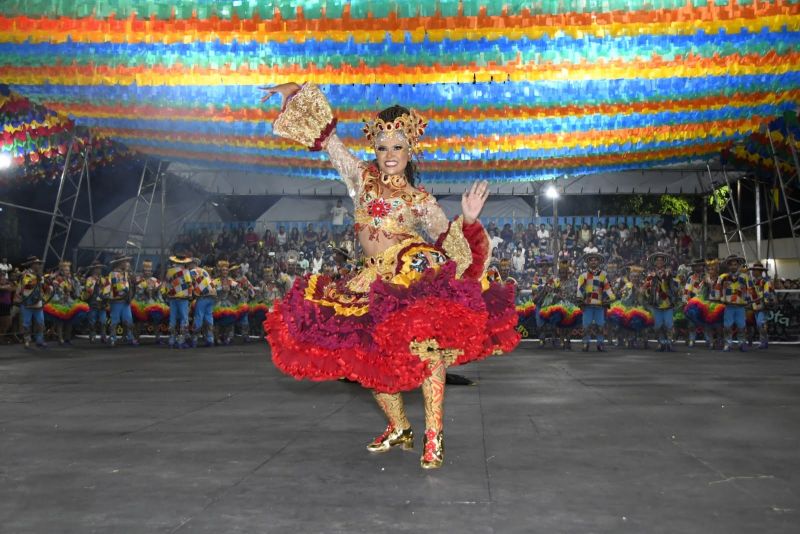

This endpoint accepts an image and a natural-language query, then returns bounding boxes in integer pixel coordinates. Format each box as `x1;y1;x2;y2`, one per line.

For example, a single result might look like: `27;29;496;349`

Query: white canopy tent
169;162;744;197
254;197;354;233
436;195;534;220
77;193;222;254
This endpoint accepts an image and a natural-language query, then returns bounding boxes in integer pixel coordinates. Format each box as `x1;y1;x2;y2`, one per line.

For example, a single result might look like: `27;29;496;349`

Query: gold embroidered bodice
324;134;450;255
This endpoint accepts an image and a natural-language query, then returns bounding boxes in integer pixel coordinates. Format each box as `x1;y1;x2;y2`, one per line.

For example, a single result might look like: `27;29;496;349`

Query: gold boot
366;424;414;453
420;429;444;469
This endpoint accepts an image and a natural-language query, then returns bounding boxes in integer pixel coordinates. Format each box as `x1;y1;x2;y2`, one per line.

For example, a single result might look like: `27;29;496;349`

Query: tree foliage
659;194;695;216
709;185;731;213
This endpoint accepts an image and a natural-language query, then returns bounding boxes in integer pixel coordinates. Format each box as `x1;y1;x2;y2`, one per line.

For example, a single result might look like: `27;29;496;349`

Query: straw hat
22;256;44;266
109;254;132;266
647;252;672;266
168;255;192;264
580;252;606;265
723;254;745;266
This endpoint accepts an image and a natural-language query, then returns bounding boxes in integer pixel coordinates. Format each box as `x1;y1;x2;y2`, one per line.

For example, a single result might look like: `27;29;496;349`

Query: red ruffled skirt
264;239;520;393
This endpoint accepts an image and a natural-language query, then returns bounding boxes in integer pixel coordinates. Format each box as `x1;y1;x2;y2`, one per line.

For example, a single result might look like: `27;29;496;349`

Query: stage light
545;185;559;199
0;152;12;170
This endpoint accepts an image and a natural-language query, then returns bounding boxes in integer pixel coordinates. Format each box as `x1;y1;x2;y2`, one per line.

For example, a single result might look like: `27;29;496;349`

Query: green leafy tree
709;186;731;214
660;195;695;217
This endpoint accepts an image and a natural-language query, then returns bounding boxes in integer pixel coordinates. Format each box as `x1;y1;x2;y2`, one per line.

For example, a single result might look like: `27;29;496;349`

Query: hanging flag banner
0;0;799;181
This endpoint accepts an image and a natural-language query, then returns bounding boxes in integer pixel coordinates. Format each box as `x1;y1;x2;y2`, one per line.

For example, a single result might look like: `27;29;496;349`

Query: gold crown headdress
362;109;427;150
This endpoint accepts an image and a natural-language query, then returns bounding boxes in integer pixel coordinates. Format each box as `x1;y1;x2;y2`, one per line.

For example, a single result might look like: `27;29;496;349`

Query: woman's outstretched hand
259;83;301;106
462;180;490;225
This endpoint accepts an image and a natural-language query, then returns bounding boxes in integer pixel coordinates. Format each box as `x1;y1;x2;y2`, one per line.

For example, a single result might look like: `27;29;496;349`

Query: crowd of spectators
165;216;697;289
171;223;357;284
487;218;696;272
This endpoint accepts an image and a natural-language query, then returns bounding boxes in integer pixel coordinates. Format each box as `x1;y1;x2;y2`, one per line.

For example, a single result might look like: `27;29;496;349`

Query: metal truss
702;164;749;263
125;159;164;271
42;135;95;267
764;125;800;258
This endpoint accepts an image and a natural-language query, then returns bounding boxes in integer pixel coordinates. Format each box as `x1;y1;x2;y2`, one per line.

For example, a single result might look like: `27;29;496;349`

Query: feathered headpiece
363;109;427;150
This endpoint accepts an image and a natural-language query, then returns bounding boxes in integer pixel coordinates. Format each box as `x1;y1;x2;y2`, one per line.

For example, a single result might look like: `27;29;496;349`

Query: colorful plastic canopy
1;0;799;182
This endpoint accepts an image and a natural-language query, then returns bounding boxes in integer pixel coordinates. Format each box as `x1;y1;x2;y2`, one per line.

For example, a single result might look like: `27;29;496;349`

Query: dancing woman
261;83;520;469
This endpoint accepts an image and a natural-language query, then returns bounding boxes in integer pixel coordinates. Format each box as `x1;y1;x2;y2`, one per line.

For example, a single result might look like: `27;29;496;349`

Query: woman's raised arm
261;83;363;198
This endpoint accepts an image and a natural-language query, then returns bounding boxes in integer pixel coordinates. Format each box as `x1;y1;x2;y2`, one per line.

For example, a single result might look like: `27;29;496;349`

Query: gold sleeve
418;194;451;240
323;134;365;199
439;215;472;278
272;83;337;151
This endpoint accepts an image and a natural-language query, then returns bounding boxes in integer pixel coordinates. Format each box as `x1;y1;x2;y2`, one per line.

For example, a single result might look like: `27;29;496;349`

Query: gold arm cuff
440;215;473;279
273;83;336;150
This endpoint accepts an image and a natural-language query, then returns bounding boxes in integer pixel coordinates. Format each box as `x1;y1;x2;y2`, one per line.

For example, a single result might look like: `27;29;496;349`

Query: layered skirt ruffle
264;240;519;393
131;299;170;323
538;302;582;328
213;299;248;326
44;300;90;323
607;302;654;331
684;297;725;326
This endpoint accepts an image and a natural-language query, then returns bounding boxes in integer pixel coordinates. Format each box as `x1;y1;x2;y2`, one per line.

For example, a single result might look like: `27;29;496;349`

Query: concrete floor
0;339;798;534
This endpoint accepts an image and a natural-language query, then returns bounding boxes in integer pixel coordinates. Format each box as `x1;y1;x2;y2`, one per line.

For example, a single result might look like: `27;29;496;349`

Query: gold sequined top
271;83;480;278
324;134;450;243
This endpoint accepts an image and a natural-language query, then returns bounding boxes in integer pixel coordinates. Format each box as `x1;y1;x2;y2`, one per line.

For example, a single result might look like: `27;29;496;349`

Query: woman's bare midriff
356;230;405;258
355;186;423;257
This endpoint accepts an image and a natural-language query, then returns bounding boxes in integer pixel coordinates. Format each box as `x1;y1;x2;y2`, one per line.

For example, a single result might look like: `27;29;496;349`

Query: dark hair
372;105;418;186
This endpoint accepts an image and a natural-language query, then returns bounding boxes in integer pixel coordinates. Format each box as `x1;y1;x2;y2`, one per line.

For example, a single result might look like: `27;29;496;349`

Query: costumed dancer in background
644;252;680;352
15;256;47;349
259;266;284;303
577;252;615;352
537;260;580;350
108;254;137;347
212;260;239;346
704;259;724;349
748;261;774;349
717;254;752;352
497;258;517;285
233;266;255;343
82;260;109;344
611;265;651;349
249;266;277;328
45;260;84;345
609;263;629;347
132;260;167;344
604;259;623;346
278;252;300;294
556;260;580;350
682;258;708;348
189;257;216;348
261;82;518;469
163;253;194;349
331;245;355;281
531;261;555;347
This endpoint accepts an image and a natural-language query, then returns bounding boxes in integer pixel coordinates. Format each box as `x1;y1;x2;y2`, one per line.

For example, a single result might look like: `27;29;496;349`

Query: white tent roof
254;197;354;232
169;162;744;197
78;193;222;253
436;195;533;220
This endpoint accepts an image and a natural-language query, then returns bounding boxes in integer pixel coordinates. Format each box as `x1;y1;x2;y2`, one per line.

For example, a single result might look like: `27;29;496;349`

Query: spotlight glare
0;152;12;170
545;185;559;199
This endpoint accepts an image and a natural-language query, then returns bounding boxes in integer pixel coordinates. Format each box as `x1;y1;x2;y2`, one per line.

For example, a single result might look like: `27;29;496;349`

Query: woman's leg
367;392;413;452
421;358;446;433
420;357;447;468
373;392;410;430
